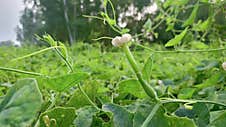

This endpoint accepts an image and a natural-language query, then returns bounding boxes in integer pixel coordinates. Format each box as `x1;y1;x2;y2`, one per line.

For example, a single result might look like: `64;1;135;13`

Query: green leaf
0;79;43;127
190;41;209;49
66;81;97;109
194;18;211;31
117;79;146;98
133;101;196;127
175;103;210;126
195;73;222;89
210;111;226;127
58;41;68;60
183;3;199;27
143;19;152;32
195;60;219;71
40;107;76;127
165;27;188;47
142;55;154;83
39;72;89;92
164;0;189;8
178;88;196;99
42;34;57;46
74;106;99;127
103;103;133;127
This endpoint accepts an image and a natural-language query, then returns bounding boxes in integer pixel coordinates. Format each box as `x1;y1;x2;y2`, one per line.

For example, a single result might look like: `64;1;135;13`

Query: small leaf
58;41;68;60
74;106;99;127
0;79;43;127
194;18;211;31
195;60;219;71
40;107;76;127
38;73;89;92
117;79;146;98
165;27;188;47
183;3;199;27
190;41;209;49
142;55;154;83
178;88;196;99
143;19;152;32
103;103;133;127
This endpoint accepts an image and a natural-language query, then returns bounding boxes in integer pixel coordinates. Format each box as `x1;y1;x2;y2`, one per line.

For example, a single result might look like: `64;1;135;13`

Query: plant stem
135;43;226;53
123;45;159;101
141;102;161;127
161;98;226;107
0;67;46;77
78;83;100;110
57;51;100;110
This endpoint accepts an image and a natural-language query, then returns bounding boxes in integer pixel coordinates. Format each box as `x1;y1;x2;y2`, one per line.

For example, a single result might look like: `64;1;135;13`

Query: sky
0;0;24;42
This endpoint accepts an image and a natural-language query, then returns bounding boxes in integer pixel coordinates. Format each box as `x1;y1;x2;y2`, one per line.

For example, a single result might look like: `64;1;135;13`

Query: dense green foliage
0;42;225;126
1;0;226;126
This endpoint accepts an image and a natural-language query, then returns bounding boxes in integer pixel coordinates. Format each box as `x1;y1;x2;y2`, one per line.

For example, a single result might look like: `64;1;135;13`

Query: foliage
1;0;226;127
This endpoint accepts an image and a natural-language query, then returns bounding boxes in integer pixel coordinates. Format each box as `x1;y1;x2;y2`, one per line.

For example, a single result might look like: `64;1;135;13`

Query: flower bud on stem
122;45;159;102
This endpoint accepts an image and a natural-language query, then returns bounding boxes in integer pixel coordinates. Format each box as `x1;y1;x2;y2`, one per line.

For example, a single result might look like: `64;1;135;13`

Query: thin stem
54;48;73;72
135;43;226;53
108;0;116;21
123;45;159;101
141;103;161;127
161;98;226;107
55;48;100;110
11;46;63;61
78;83;100;110
92;36;113;41
0;67;47;77
82;15;104;21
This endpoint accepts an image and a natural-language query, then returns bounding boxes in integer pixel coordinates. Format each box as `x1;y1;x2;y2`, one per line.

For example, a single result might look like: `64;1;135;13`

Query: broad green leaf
192;103;210;127
40;107;76;127
175;103;210;126
178;88;196;99
66;81;97;109
183;3;199;27
210;111;226;127
133;101;196;127
39;72;89;92
142;55;154;83
74;106;99;127
117;79;146;98
103;103;133;127
165;27;188;47
0;79;42;127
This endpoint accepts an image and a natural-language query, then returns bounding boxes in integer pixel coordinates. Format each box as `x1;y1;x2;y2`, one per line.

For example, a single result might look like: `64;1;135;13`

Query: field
0;42;225;127
0;0;226;126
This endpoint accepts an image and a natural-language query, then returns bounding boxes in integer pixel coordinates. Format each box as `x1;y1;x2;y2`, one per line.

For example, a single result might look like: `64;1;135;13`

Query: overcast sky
0;0;24;42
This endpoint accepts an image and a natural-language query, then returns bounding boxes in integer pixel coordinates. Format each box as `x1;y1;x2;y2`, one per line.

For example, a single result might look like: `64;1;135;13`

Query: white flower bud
111;34;132;47
222;62;226;70
121;34;132;43
112;36;122;47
